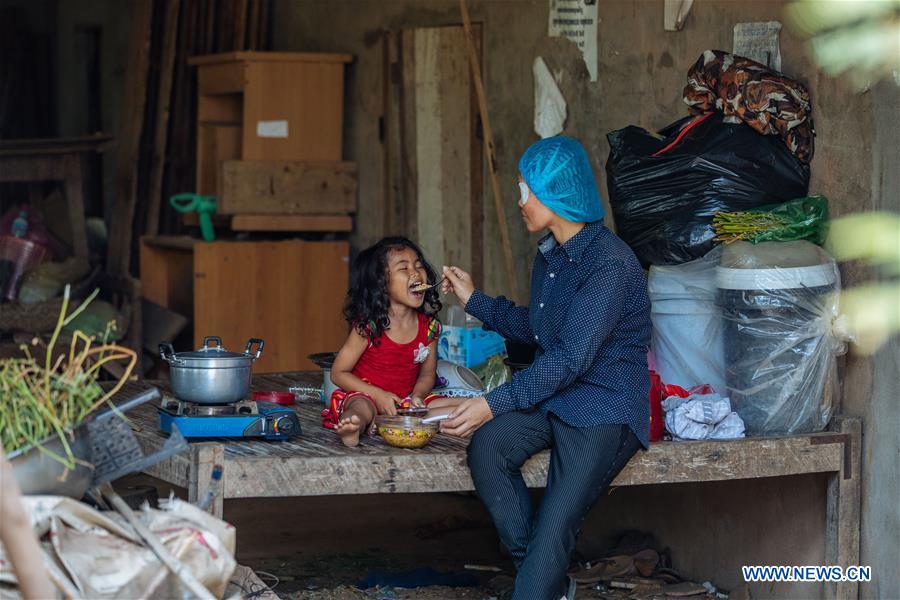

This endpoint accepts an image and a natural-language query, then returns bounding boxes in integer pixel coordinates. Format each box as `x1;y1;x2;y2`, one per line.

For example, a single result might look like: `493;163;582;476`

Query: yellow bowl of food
374;415;439;449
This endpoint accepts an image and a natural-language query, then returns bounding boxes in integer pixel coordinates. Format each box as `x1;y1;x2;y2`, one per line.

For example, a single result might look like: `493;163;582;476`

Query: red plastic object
648;370;665;442
252;391;295;406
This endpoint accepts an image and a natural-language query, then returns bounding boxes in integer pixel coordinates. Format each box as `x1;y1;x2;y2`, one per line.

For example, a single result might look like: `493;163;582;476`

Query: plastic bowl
374;415;438;449
252;390;295;406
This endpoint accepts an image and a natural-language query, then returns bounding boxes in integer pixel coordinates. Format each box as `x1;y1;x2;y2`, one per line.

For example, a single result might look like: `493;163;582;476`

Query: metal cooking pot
160;336;264;404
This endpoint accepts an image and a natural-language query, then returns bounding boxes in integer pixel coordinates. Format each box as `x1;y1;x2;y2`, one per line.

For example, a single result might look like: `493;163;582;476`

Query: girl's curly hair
343;237;442;344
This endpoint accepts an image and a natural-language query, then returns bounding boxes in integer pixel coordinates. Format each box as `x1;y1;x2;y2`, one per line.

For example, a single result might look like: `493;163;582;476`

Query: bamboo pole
459;0;521;302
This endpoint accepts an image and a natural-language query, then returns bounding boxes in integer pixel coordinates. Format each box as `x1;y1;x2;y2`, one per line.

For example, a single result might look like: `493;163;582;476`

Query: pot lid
176;347;251;359
161;336;264;363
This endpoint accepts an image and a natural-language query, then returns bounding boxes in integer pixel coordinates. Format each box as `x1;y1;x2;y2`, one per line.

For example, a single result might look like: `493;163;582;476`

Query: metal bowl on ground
159;336;264;404
374;415;439;449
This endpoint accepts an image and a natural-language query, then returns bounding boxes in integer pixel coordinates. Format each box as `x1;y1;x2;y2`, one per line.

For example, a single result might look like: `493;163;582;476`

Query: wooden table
0;135;114;258
116;372;862;600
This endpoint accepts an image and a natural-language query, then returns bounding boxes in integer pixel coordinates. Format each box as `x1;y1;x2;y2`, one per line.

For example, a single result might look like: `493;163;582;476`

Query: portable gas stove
158;395;301;440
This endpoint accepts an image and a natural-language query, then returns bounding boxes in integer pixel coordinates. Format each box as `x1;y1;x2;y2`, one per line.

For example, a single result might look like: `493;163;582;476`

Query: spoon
410;276;448;293
422;413;452;424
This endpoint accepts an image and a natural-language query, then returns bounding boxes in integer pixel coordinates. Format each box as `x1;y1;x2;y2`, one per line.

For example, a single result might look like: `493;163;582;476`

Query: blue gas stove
158;396;301;440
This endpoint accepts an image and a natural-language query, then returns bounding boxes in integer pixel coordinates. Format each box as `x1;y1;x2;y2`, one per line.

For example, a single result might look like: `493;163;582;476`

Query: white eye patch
518;181;530;206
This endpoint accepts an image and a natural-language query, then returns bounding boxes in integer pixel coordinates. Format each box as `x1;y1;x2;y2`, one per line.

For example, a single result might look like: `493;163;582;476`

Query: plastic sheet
716;241;844;435
473;355;511;393
0;495;236;599
606;113;810;266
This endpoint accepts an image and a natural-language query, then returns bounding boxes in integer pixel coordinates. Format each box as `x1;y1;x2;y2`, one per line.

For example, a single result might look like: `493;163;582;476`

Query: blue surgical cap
518;136;605;223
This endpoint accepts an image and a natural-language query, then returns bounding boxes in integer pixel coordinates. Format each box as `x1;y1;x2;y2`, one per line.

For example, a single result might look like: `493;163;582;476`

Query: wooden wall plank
438;25;473;272
146;0;181;238
398;30;418;241
400;25;480;278
413;28;444;269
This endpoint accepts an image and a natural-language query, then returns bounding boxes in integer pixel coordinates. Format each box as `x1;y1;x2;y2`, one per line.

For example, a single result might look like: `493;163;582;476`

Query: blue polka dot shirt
466;221;652;447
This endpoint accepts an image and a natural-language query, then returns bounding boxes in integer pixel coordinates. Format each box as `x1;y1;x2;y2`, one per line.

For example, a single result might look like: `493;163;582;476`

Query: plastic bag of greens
473;355;511;392
713;196;828;244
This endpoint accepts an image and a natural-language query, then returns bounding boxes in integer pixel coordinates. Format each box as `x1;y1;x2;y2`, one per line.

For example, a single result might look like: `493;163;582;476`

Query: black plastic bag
606;113;810;267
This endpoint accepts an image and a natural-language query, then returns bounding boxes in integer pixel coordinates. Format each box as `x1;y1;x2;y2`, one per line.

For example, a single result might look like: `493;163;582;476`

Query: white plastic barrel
648;250;726;394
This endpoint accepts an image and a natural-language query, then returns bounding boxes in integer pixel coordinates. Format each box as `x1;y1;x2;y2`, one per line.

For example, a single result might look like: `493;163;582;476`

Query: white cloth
533;56;566;138
662;392;746;440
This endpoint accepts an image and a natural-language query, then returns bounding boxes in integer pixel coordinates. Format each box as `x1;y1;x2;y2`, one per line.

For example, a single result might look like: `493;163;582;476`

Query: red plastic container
252;390;296;406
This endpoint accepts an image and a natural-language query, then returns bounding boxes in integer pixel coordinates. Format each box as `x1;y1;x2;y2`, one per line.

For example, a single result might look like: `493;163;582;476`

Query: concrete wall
273;0;899;597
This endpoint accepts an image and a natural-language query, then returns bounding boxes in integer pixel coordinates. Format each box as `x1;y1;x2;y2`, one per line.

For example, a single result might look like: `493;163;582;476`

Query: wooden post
62;154;89;258
188;442;225;519
459;0;520;302
824;417;862;600
108;0;153;275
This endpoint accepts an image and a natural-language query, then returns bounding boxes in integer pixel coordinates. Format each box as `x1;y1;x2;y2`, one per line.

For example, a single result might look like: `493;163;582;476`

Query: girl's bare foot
336;414;363;447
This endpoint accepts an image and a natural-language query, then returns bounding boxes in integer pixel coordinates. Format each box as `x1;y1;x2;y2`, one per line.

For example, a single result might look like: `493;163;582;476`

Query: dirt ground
117;476;728;600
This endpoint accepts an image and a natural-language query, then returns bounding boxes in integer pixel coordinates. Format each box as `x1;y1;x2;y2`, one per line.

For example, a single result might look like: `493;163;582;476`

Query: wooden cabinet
141;237;349;373
188;52;353;197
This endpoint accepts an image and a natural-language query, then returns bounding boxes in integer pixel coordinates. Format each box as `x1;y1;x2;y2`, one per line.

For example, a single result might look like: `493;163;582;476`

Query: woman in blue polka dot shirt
440;136;651;600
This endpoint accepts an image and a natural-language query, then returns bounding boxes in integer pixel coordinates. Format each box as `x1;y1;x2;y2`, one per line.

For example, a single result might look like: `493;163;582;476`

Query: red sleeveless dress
321;313;441;429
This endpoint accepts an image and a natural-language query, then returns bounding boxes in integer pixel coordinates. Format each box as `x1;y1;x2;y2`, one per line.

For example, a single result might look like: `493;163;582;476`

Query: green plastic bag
714;196;829;244
472;355;511;393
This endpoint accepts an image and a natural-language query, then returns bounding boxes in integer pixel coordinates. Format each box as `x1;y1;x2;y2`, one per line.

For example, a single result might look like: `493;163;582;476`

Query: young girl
323;237;444;447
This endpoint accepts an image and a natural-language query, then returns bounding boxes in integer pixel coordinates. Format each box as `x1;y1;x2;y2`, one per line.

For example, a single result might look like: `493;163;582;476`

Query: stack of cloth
662;392;746;440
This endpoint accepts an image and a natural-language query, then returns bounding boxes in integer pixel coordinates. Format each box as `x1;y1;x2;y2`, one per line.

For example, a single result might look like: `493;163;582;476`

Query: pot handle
202;336;223;351
245;338;265;360
159;342;184;365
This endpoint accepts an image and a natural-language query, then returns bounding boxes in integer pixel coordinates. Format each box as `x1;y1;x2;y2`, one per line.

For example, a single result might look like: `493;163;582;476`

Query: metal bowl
9;428;94;498
374;415;439;449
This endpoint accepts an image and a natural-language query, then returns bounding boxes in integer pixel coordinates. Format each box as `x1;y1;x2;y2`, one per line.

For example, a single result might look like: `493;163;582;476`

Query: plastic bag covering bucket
649;247;725;394
716;243;841;435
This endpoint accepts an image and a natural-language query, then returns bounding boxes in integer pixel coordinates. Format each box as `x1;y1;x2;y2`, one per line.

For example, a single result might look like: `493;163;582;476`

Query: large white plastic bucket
649;253;725;393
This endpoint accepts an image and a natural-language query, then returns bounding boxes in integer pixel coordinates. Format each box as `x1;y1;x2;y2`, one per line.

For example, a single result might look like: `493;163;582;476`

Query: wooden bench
116;371;861;599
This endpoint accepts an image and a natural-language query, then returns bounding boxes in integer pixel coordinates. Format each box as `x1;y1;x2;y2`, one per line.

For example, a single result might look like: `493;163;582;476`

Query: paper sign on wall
733;21;783;71
548;0;598;82
257;120;289;138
